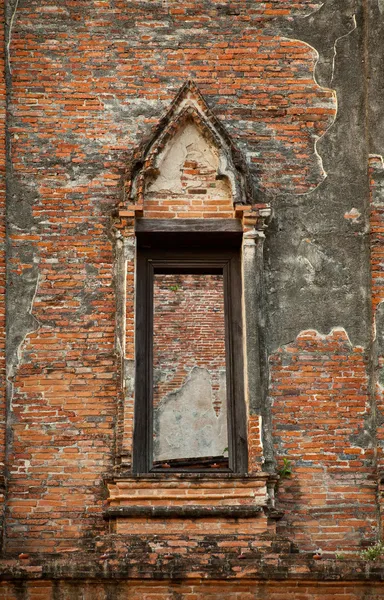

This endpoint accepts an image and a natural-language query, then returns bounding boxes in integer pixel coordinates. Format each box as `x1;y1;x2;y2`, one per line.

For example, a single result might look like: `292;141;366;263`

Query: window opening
152;272;228;470
133;245;247;474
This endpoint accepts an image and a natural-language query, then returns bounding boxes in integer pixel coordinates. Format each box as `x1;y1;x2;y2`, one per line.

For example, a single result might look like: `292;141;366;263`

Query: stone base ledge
2;554;384;583
105;473;275;534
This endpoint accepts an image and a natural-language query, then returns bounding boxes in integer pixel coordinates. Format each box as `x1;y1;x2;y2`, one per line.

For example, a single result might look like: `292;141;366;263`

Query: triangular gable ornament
121;81;256;214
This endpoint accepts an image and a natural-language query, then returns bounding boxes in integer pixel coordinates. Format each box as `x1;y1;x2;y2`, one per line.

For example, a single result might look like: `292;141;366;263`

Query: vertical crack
330;14;357;84
5;0;19;75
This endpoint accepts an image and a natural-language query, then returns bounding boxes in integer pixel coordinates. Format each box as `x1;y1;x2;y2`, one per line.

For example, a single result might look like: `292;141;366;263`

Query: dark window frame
133;240;248;475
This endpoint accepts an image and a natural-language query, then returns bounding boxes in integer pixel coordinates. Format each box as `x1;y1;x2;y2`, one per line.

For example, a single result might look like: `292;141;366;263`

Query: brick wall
153;274;226;411
0;1;363;548
271;329;376;552
152;273;227;464
369;155;384;530
2;580;384;600
0;0;382;597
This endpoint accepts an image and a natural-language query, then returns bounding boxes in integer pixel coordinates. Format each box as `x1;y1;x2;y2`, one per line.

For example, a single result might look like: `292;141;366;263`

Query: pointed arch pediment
124;81;254;215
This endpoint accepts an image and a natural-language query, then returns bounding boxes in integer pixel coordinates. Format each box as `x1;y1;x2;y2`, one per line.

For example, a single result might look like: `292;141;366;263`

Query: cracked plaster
265;0;370;352
147;122;232;200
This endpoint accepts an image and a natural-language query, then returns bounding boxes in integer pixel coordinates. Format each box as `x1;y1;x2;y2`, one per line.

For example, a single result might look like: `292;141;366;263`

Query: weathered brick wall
1;0;383;596
2;580;384;600
153;274;226;410
369;155;384;530
271;329;376;552
0;0;365;548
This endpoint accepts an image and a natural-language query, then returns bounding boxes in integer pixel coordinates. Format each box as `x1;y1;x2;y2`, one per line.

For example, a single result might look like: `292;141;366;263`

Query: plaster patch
330;14;357;84
147;121;232;201
153;366;228;462
280;37;337;195
284;238;343;290
7;270;41;381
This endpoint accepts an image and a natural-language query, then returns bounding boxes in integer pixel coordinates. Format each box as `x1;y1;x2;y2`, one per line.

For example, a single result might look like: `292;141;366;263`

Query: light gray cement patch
265;0;371;351
153;366;228;462
368;1;384;155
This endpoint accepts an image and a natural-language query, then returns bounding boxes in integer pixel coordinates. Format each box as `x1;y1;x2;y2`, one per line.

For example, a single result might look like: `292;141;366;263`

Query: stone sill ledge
104;505;263;520
107;472;275;482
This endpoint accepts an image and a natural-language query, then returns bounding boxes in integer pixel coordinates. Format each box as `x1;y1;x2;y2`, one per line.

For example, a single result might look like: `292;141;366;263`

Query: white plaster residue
289;238;338;285
274;327;361;358
295;327;360;350
296;255;317;284
330;14;357;84
302;2;324;18
15;273;41;375
378;0;384;14
39;5;69;14
369;154;384;170
373;308;379;344
6;0;20;74
259;415;264;452
344;207;361;222
281;37;337;196
96;94;164;113
147;121;232;200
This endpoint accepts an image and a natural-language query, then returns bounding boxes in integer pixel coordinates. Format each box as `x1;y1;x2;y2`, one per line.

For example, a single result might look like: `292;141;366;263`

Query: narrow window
133;243;247;474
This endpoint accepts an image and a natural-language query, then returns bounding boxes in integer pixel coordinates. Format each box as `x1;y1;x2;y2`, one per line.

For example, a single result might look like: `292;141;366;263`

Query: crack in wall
6;0;19;75
330;14;357;84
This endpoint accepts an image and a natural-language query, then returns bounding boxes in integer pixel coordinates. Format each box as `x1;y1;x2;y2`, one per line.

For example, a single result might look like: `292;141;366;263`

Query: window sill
106;472;271;481
105;473;273;509
104;505;263;520
104;473;279;534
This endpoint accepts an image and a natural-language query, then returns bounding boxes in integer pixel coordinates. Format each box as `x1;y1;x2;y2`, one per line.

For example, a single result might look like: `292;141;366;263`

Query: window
132;235;248;474
111;81;272;480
